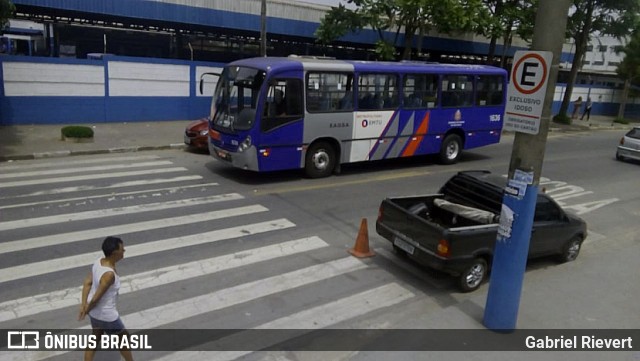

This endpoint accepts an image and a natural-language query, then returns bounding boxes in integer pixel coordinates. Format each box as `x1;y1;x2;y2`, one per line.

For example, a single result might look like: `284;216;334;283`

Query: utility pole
483;0;573;331
260;0;267;57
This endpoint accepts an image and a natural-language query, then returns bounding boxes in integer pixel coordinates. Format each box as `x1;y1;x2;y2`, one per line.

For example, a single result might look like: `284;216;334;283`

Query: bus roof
228;56;507;75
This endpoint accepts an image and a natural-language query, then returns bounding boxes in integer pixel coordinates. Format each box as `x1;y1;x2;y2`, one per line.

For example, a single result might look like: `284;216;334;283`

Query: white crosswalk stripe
0;181;218;210
0;193;244;231
153;283;414;361
0;218;295;283
0;175;205;199
0;154;163;171
0;160;174;179
0;237;329;323
0;155;414;361
0;167;189;188
0;204;267;254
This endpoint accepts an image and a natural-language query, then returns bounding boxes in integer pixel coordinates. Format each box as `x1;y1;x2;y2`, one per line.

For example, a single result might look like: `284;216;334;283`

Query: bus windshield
212;66;266;131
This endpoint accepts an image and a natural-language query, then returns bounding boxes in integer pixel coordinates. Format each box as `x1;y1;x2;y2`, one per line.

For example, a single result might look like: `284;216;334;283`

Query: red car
184;118;209;151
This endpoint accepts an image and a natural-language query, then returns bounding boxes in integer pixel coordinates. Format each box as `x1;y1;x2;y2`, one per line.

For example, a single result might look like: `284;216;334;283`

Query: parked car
616;126;640;162
376;171;587;292
184;118;209;151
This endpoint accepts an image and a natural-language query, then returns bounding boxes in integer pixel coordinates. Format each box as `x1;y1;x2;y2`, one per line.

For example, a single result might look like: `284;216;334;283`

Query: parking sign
504;51;553;134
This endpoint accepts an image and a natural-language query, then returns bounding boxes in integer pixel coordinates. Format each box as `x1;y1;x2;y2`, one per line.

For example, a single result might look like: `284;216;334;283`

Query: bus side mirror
199;72;221;95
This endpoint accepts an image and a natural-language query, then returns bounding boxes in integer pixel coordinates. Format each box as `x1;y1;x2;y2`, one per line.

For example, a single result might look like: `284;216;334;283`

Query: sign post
483;0;572;332
483;44;561;330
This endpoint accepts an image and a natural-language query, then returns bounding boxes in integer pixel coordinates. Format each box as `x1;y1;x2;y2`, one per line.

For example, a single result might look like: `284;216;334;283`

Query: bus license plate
393;237;415;255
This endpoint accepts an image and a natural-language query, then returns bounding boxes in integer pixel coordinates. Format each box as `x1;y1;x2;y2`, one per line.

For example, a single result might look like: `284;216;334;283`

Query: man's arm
78;271;115;320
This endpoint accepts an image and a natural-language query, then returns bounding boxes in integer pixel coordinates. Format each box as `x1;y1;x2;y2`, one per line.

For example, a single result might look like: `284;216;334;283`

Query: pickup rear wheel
458;258;487;293
558;237;582;263
439;134;462;165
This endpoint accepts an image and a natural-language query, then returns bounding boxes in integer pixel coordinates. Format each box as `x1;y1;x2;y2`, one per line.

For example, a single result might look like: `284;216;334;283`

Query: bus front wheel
305;142;336;178
439;134;462;165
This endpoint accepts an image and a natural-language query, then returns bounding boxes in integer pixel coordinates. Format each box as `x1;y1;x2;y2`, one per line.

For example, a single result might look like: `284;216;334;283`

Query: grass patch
613;118;630;124
61;125;94;139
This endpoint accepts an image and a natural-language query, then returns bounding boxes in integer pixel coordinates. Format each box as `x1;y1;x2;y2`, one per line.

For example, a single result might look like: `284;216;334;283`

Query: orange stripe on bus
401;112;430;157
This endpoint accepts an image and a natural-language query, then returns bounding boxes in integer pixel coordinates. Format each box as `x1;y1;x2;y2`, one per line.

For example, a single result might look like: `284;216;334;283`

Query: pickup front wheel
558;237;582;263
458;258;487;292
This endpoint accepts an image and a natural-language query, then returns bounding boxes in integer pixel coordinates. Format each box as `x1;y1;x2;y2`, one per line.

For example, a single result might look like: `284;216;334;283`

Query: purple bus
206;56;507;178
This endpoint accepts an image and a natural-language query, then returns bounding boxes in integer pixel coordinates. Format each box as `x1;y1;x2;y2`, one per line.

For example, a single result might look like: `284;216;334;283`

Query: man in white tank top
78;236;134;361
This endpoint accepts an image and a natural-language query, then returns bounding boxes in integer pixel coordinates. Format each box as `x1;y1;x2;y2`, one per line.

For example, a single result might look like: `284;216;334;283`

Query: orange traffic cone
348;218;375;258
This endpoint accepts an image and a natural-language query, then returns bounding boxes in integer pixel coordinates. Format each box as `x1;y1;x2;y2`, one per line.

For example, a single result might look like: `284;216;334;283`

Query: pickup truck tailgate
376;196;444;255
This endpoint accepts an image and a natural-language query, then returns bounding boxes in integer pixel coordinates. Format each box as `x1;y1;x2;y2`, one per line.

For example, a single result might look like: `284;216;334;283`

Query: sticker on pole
504;50;553;134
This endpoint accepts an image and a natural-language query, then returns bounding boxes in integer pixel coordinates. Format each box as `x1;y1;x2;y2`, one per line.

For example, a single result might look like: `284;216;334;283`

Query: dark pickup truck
376;171;587;292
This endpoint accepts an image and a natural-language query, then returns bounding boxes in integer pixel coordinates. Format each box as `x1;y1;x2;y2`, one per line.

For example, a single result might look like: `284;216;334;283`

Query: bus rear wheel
305;141;336;178
439;134;462;165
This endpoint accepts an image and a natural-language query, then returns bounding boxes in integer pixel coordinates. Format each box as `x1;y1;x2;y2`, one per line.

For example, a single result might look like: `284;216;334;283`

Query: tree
557;0;640;120
1;0;15;32
315;0;490;60
616;28;640;118
480;0;536;66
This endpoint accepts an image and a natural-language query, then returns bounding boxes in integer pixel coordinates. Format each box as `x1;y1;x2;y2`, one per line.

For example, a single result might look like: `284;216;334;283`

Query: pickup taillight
437;239;451;258
377;205;383;222
620;137;625;145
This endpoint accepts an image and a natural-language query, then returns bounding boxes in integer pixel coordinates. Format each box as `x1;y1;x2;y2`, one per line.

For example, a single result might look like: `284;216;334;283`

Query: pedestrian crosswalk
0;154;416;360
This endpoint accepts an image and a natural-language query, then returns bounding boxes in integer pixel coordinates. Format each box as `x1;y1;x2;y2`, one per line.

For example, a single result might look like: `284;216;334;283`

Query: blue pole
483;183;538;331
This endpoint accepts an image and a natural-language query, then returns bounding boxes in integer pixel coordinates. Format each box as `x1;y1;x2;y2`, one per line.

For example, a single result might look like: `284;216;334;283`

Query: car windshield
211;66;266;131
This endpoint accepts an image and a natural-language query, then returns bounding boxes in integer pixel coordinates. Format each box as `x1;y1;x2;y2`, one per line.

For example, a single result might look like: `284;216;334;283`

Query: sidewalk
0;120;190;162
0;116;634;162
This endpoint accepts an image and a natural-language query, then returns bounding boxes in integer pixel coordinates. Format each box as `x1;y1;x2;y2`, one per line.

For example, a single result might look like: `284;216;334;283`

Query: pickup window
439;175;502;213
534;195;563;222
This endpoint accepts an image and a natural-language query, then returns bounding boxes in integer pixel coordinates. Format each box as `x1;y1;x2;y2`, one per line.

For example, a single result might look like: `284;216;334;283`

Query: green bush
61;125;94;138
552;114;571;125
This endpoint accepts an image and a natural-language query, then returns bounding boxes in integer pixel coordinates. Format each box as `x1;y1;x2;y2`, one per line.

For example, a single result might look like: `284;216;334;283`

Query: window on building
598;45;607;52
593;60;605;66
441;75;474;107
306;72;353;112
357;73;399;110
608;61;620;66
586;45;593;51
403;74;438;108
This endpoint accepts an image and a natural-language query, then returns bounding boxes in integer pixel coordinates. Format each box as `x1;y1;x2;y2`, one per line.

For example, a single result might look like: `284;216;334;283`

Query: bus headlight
238;136;252;152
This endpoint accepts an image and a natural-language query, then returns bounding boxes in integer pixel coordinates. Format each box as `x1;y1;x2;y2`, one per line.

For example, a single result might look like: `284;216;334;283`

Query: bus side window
262;78;303;132
442;75;473;108
306;72;353;113
358;73;398;110
476;75;504;106
403;74;438;109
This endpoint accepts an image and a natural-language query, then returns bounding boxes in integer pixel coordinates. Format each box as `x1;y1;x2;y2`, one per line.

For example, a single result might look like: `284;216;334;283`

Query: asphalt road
0;129;638;361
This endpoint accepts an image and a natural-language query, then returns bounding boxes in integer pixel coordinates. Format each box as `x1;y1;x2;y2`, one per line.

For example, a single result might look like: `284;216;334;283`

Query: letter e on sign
504;50;553;134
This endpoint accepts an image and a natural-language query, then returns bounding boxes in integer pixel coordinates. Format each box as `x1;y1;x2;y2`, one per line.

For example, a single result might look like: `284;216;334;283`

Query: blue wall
1;55;223;125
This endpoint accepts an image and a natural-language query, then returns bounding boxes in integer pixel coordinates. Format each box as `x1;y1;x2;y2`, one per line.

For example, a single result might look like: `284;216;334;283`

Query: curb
0;144;187;163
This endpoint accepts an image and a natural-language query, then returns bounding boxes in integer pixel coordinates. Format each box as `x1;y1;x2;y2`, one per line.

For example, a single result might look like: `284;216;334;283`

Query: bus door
258;77;304;172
